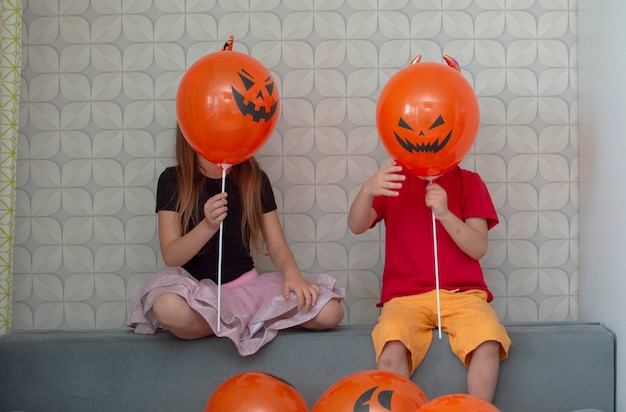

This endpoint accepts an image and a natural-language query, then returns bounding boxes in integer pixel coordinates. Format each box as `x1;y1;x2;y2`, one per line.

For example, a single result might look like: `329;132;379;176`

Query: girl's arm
262;210;319;311
158;192;228;267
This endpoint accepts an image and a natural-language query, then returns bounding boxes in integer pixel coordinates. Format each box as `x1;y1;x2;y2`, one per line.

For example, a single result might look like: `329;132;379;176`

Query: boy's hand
425;182;450;219
363;161;406;197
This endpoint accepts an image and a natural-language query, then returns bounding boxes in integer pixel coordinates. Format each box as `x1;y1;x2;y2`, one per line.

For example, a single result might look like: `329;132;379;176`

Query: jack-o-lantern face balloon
418;394;500;412
376;55;479;178
205;371;308;412
312;370;429;412
176;40;279;166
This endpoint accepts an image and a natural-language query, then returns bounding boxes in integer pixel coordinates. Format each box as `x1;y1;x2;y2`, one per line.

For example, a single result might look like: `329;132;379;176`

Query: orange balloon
312;370;429;412
205;371;309;412
176;50;280;166
418;394;500;411
376;60;479;177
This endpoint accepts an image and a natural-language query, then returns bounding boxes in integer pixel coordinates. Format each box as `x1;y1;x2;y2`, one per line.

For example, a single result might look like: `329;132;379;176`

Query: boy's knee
471;340;501;360
377;341;411;378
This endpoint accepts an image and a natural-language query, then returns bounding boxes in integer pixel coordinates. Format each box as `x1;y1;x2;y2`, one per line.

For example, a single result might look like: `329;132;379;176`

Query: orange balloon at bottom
205;371;309;412
418;394;500;411
312;370;429;411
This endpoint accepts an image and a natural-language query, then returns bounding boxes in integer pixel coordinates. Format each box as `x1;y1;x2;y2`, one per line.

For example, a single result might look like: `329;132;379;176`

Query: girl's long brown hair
174;125;267;254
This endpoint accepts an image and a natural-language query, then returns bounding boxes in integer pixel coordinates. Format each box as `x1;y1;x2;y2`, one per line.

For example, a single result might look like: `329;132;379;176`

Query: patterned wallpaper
13;0;579;330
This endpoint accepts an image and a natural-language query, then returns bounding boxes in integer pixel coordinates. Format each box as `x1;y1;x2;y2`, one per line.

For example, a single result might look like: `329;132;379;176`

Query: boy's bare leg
466;340;501;403
376;340;411;379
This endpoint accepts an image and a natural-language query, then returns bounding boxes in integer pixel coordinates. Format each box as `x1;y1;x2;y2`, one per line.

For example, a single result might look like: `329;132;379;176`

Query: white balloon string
425;175;443;340
216;164;229;333
432;208;442;339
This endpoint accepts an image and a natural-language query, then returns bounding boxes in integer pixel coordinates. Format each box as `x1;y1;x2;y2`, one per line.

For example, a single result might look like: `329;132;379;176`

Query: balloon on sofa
312;369;428;411
376;55;479;178
418;393;501;411
205;371;308;412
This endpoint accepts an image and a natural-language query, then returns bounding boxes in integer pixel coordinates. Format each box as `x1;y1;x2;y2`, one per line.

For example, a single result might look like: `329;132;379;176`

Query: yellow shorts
371;290;511;374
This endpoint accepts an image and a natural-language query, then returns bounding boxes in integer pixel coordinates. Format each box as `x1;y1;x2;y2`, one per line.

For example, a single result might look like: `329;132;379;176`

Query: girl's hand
425;182;450;219
283;275;320;312
203;192;228;230
363;161;405;197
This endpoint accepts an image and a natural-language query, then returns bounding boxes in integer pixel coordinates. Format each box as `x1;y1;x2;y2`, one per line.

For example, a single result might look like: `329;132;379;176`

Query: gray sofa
0;322;614;412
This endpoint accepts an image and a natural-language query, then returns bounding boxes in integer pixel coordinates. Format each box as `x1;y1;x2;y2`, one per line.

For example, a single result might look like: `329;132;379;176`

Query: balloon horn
222;35;234;51
443;55;461;72
410;55;422;65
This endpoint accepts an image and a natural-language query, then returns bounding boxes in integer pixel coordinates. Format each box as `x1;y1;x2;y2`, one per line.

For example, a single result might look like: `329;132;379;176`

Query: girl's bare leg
152;292;214;339
299;299;344;330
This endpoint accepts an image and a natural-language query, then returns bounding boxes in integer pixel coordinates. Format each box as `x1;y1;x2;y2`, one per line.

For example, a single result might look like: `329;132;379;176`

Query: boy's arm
426;183;489;260
348;161;405;234
437;214;489;260
347;189;378;234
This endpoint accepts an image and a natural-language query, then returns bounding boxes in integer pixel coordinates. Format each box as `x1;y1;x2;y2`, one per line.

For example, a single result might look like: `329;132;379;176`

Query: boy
347;161;511;403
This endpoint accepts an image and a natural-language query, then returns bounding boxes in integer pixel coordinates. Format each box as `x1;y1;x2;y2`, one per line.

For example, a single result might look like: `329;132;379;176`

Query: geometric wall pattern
13;0;579;330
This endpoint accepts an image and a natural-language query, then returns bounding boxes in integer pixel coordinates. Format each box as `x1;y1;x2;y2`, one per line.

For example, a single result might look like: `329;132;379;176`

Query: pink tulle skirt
127;267;346;356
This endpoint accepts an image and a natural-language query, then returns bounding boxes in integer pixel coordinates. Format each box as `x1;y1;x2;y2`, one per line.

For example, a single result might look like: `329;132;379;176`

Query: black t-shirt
156;166;277;282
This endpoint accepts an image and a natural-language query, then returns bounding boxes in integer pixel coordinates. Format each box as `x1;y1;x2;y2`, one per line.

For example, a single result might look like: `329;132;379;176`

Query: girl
128;126;345;355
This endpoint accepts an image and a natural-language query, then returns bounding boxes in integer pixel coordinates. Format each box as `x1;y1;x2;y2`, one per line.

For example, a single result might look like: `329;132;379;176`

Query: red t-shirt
371;166;498;306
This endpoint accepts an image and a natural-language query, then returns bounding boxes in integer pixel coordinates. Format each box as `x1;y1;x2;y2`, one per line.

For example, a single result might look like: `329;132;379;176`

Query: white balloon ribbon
216;163;231;333
431;208;442;339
